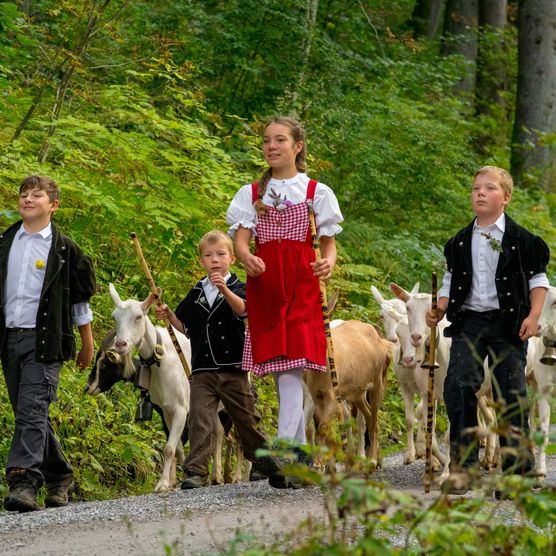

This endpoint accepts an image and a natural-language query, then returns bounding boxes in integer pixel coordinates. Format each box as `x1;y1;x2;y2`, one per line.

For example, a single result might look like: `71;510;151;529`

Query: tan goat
305;320;393;467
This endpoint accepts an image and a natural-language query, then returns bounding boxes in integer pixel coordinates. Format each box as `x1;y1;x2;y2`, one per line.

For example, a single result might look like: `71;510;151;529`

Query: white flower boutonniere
480;232;503;253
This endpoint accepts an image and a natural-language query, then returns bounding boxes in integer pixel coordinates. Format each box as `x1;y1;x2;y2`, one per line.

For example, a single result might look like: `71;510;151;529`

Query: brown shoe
4;470;39;513
45;476;74;508
441;472;471;495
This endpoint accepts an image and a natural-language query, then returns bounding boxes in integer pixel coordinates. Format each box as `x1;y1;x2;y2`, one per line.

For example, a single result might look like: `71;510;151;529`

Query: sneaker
180;474;208;490
4;470;39;513
45;476;74;508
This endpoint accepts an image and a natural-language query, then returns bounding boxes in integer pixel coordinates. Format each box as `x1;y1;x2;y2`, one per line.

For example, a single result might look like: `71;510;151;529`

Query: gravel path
0;450;554;556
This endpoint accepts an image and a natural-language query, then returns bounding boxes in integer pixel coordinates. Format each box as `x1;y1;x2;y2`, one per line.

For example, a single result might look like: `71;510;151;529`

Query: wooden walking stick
424;271;438;493
130;232;191;380
307;201;350;460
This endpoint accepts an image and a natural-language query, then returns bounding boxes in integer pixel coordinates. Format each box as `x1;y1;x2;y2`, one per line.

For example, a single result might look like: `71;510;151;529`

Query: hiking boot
45;476;74;508
4;470;39;513
180;473;208;490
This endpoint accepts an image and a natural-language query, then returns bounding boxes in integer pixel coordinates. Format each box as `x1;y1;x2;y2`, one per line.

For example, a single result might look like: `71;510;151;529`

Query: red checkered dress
243;179;327;376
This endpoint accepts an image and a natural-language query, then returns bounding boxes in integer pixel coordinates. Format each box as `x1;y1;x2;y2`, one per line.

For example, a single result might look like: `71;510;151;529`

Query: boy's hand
209;272;228;292
155;304;170;321
76;344;93;370
426;307;445;327
519;315;540;341
242;254;266;277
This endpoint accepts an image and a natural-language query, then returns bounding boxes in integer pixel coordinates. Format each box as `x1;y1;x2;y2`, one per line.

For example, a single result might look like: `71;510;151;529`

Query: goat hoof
154;481;171;493
404;455;416;465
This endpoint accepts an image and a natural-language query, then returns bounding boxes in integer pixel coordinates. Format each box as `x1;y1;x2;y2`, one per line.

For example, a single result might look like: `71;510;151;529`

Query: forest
0;0;555;552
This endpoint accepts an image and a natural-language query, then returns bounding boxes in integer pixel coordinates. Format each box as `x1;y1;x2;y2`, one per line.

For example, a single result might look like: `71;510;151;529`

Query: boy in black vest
0;175;96;512
156;230;281;488
426;166;550;496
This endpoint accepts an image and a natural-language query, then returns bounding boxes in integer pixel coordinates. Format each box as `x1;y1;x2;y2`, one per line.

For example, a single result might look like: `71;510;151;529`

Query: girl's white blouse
226;173;343;238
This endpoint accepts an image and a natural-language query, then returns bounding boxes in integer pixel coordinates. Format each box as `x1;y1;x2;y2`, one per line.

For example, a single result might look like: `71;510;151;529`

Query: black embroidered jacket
175;273;246;372
444;214;550;340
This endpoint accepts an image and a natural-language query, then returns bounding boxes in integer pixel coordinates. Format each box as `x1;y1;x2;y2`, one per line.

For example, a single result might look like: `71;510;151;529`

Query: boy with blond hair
427;166;550;496
156;230;281;488
0;175;96;511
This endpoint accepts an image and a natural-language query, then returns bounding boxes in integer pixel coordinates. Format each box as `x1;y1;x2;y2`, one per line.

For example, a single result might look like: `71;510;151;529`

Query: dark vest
175;274;246;373
444;214;550;340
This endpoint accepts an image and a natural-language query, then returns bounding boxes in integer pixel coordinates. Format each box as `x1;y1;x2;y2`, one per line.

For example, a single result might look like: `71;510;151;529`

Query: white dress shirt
3;223;93;328
226;173;343;238
439;214;549;310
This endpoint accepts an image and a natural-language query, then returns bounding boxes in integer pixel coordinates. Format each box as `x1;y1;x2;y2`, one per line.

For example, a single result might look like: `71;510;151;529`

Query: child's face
199;241;235;276
471;172;510;221
18;187;59;222
263;123;303;172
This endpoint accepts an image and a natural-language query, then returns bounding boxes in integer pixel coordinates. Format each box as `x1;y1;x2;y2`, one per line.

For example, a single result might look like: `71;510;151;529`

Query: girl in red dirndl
226;117;343;444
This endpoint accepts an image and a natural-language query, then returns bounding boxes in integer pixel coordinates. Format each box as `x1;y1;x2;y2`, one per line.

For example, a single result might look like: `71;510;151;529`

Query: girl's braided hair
254;116;306;215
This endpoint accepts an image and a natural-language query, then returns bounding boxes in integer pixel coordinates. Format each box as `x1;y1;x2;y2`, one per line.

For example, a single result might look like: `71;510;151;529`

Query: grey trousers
1;329;72;488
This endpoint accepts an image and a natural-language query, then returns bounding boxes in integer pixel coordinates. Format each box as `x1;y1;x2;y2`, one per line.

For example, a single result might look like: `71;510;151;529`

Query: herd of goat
85;283;556;492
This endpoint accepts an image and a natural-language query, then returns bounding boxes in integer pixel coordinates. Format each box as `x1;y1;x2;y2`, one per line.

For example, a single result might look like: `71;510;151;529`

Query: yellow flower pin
35;259;45;269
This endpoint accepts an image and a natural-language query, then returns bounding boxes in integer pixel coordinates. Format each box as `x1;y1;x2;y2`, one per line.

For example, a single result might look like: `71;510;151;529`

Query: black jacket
175;274;246;373
0;220;96;361
444;214;550;340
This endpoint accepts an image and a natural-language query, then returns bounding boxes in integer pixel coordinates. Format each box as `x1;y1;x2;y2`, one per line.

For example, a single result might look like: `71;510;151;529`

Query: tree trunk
409;0;445;38
475;0;507;141
442;0;479;94
511;0;556;191
288;0;318;116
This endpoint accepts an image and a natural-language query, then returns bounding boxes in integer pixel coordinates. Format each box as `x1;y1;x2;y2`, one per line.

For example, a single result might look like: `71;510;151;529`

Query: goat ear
411;282;420;294
371;285;384;305
327;289;339;316
141;289;160;313
109;283;123;307
383;304;402;323
389;282;409;302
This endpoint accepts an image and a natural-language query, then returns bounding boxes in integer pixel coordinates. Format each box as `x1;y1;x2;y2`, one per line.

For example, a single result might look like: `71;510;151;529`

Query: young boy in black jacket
427;166;550;495
0;175;96;512
156;230;282;488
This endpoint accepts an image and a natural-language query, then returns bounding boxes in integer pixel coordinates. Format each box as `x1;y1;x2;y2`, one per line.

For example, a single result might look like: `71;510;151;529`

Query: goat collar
139;329;165;368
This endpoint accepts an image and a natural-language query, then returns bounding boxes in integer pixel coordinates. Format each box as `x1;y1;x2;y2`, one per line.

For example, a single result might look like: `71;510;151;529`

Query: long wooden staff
130;232;191;380
307;202;340;404
424;271;438;493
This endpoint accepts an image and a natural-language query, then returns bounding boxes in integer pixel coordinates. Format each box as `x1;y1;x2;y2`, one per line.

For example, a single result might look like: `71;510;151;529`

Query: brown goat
305;320;392;467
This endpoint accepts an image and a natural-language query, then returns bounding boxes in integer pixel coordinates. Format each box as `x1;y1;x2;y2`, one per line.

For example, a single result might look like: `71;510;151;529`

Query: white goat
527;285;556;478
305;320;393;468
109;283;190;492
371;285;407;344
390;282;499;481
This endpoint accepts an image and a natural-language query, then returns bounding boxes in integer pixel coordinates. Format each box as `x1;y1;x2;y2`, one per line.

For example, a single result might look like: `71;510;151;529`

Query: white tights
273;368;306;443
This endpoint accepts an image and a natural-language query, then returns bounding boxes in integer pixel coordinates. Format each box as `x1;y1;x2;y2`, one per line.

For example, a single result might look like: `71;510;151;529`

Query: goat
107;283;190;492
527;285;556;478
390;282;499;482
305;320;393;468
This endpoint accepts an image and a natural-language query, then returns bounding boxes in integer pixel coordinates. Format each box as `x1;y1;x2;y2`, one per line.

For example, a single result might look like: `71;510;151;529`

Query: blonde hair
19;175;60;202
255;116;306;215
474;166;513;196
197;230;234;256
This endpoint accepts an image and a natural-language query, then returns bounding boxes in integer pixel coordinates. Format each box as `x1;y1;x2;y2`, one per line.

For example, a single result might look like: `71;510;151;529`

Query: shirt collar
268;172;305;187
17;222;52;239
473;213;505;234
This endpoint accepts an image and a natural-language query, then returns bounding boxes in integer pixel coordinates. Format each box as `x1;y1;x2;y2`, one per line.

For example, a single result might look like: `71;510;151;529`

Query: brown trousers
184;368;267;477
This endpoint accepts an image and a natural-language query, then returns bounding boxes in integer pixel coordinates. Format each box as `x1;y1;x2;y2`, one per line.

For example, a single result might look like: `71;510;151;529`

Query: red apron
243;179;326;375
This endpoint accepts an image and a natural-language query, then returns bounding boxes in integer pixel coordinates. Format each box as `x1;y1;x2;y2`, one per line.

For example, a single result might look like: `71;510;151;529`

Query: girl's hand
242;254;266;277
155;304;170;321
311;258;333;281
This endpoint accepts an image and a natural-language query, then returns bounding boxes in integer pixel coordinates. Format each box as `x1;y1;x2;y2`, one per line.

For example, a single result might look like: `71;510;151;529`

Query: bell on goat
540;346;556;366
136;392;153;422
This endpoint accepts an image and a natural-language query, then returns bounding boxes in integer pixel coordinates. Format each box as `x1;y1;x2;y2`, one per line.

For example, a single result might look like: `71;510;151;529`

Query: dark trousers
1;329;72;489
184;368;267;477
444;312;530;472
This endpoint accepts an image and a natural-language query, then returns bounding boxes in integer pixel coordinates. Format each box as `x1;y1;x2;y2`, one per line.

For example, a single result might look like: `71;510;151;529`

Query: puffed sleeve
226;184;257;237
525;234;550;276
70;254;96;304
314;183;343;237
